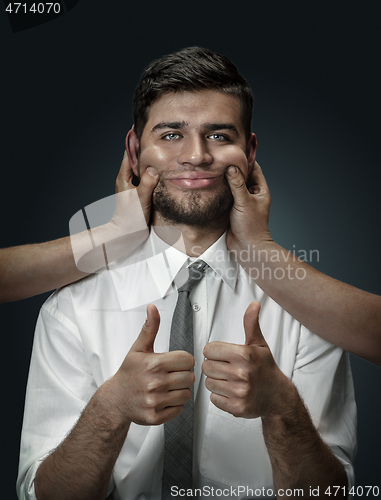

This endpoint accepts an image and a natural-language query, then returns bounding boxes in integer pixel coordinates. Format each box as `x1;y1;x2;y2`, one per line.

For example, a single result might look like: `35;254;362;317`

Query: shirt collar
196;232;239;292
109;228;239;310
148;228;239;294
146;228;189;297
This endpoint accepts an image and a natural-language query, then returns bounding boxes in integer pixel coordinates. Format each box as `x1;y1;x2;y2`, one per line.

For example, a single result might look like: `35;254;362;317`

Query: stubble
151;175;234;229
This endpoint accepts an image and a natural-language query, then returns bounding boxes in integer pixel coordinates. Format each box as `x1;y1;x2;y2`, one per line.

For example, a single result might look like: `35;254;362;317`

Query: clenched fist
110;304;195;426
202;301;293;420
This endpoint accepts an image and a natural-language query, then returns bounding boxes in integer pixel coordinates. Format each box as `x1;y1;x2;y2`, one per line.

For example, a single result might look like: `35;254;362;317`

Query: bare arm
203;302;347;499
242;239;381;365
0;151;158;303
0;239;87;303
34;380;131;500
35;305;194;500
225;162;381;366
262;388;347;498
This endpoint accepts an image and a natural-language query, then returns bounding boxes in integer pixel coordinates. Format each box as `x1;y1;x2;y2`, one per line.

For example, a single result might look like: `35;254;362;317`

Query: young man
17;47;356;500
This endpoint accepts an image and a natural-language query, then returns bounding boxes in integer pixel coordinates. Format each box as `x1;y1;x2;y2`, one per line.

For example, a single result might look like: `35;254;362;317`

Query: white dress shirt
17;230;357;500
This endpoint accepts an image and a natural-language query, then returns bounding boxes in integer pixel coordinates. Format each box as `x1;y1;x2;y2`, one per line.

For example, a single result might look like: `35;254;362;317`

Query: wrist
92;379;132;434
262;375;300;422
229;232;275;266
111;189;148;233
244;231;274;253
253;230;274;246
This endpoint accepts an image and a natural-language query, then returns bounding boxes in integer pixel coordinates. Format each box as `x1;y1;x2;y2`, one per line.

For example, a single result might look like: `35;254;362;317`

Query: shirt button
192;303;201;312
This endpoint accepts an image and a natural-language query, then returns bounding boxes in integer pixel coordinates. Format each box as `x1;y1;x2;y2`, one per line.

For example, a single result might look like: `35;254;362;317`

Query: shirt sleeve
16;291;115;500
291;325;357;489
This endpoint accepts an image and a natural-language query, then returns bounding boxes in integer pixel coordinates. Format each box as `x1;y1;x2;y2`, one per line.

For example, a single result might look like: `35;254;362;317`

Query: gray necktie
161;260;208;498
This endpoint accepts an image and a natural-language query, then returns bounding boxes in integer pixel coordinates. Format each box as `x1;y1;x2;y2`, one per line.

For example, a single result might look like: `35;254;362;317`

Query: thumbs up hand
110;304;195;426
202;302;292;420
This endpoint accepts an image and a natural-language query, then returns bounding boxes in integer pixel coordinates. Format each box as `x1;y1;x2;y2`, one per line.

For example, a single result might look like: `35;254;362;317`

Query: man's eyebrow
151;121;188;132
204;123;239;134
151;122;240;135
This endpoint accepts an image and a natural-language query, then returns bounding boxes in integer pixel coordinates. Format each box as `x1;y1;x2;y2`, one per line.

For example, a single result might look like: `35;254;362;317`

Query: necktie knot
177;260;208;294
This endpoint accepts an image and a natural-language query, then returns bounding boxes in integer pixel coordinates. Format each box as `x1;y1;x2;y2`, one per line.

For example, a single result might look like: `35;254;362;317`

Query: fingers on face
115;151;135;193
225;165;246;190
247;161;270;195
120;151;134;180
137;167;159;195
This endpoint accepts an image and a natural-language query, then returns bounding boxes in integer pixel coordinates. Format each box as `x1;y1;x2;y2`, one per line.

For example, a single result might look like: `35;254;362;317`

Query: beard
151;176;234;229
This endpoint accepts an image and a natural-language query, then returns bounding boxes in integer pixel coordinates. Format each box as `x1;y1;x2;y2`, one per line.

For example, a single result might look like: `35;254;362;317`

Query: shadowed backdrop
1;2;380;498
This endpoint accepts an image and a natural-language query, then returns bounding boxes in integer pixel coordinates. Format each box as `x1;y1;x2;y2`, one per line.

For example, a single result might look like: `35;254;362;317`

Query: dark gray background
1;1;380;498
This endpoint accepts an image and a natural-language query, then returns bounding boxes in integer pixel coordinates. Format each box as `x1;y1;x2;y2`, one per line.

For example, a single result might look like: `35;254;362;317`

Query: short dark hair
133;47;253;140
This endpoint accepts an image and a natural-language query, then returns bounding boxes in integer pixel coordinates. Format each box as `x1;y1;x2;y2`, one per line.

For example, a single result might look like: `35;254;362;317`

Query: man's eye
163;133;181;141
209;133;228;141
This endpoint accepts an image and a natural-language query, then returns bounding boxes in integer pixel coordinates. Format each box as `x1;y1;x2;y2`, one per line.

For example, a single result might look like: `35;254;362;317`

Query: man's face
136;89;256;228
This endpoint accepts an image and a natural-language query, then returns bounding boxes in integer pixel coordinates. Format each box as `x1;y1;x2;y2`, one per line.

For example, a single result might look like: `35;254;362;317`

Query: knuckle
236;366;250;382
144;394;159;409
235;179;246;189
146;356;162;372
236;383;250;399
146;377;164;393
238;346;253;363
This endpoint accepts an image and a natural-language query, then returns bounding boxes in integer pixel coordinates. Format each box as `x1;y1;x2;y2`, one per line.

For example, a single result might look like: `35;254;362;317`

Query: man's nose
177;136;213;167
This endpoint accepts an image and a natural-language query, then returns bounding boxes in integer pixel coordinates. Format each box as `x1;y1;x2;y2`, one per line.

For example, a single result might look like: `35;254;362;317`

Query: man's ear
125;126;140;177
246;133;257;174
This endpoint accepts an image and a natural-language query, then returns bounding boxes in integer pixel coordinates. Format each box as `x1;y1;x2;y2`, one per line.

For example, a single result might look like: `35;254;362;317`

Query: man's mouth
166;172;221;189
